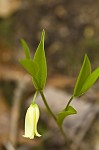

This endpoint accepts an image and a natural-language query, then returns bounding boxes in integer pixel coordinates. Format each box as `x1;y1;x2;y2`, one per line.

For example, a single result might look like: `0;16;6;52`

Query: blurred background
0;0;99;150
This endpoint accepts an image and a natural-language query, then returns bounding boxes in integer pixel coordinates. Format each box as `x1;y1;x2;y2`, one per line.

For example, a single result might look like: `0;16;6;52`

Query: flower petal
23;103;41;139
35;129;41;137
24;104;35;138
34;104;41;137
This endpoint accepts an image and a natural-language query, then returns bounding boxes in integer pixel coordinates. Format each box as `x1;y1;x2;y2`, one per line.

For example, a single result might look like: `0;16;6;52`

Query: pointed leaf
19;59;38;76
19;59;39;89
57;106;77;125
33;30;47;90
73;54;91;96
80;67;99;95
21;39;30;59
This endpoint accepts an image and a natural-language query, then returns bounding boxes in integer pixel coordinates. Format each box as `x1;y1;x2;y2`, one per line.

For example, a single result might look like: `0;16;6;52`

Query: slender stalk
32;91;38;103
40;90;71;149
40;90;56;121
65;96;74;110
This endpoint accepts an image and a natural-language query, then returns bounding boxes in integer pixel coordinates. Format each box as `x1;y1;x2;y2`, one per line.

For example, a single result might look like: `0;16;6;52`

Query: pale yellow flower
23;103;41;139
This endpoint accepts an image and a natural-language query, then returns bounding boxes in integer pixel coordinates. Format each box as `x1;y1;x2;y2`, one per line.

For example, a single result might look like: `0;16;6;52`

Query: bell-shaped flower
23;103;41;139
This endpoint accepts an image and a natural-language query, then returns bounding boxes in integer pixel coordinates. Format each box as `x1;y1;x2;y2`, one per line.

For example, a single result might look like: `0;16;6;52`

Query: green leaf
80;67;99;95
21;39;30;59
19;59;38;76
19;59;39;89
33;30;47;90
57;106;77;125
73;54;91;96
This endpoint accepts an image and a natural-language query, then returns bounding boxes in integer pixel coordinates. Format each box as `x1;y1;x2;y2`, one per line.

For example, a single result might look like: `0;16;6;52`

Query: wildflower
23;103;41;139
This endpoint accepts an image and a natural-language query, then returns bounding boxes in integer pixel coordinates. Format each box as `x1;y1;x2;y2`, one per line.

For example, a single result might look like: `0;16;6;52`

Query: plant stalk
65;96;74;110
32;91;38;103
40;90;71;149
40;90;56;121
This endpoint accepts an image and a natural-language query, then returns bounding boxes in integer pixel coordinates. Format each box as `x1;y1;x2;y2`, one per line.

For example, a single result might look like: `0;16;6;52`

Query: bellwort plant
19;30;99;148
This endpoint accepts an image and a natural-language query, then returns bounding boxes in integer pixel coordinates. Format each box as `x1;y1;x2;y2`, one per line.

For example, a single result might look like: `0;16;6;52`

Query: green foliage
20;30;47;90
73;54;99;96
19;59;38;76
57;106;77;125
73;54;91;96
79;67;99;94
33;30;47;90
21;39;31;59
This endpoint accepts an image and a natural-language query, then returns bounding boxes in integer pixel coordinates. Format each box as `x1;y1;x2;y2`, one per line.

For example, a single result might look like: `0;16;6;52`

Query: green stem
40;91;56;121
32;91;38;103
65;96;74;110
40;90;71;149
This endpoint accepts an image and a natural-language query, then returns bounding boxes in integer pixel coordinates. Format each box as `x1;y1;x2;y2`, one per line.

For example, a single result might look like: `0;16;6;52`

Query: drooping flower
23;103;41;139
